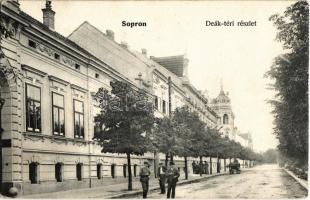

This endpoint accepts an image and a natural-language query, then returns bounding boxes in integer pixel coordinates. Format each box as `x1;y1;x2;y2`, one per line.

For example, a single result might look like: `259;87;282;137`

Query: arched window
97;164;102;179
29;162;39;184
76;163;83;181
111;164;115;178
123;164;127;178
55;163;63;182
223;114;229;124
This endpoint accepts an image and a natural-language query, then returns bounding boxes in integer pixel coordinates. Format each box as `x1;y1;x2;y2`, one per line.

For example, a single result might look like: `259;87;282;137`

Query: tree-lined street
128;165;307;199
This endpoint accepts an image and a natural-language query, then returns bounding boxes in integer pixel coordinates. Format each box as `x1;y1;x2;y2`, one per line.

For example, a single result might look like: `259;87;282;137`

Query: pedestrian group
139;161;180;199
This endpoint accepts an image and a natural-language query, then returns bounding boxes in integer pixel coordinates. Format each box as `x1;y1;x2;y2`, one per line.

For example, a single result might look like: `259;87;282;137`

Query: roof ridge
67;21;90;38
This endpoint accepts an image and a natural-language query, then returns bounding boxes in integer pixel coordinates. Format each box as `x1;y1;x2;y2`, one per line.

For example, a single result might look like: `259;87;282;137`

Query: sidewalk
283;168;308;191
22;170;234;199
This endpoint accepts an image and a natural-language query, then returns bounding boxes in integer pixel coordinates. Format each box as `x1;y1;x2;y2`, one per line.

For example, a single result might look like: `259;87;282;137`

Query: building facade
0;0;251;196
210;84;253;149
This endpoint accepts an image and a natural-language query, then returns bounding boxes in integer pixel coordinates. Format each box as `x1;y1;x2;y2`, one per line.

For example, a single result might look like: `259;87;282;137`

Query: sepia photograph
0;0;308;198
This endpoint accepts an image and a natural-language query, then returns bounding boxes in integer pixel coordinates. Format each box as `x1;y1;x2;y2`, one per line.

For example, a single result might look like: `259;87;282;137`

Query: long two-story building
0;1;220;196
0;0;251;196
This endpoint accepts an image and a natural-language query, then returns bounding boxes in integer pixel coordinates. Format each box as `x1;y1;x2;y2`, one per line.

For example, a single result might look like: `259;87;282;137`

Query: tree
266;1;308;167
172;106;207;178
94;81;154;191
262;149;278;163
153;116;180;167
153;106;209;178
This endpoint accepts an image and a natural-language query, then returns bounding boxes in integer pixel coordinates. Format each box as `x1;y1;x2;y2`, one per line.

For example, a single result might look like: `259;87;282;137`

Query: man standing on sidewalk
157;163;166;194
139;161;151;199
166;161;180;199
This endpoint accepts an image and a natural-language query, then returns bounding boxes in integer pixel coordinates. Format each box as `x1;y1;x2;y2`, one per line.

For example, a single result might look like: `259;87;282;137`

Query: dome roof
214;86;231;104
216;90;230;102
211;80;231;104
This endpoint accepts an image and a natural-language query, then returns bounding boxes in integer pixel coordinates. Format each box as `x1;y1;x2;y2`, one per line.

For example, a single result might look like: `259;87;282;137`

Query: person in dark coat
139;161;151;198
192;161;199;174
157;163;166;194
192;161;197;174
166;161;180;199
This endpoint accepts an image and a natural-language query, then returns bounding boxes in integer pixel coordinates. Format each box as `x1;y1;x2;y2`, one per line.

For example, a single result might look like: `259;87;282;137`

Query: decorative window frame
25;83;42;133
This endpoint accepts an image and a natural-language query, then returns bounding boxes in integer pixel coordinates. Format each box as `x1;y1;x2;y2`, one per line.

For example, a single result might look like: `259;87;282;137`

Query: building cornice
71;83;88;93
48;75;70;86
21;64;47;77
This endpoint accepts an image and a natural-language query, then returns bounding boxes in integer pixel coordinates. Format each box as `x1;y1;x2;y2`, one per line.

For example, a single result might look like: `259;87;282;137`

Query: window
162;100;166;114
74;100;84;139
134;164;137;177
93;105;103;136
75;64;80;70
97;164;102;179
28;40;36;48
54;53;60;60
123;164;127;178
76;163;83;181
223;114;229;124
29;162;39;184
95;73;99;79
154;96;158;110
52;93;65;136
111;164;115;178
26;84;41;132
55;163;63;182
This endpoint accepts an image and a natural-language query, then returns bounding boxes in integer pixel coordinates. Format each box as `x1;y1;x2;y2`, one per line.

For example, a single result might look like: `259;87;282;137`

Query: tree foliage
94;81;154;155
266;1;308;166
153;105;258;162
94;81;154;190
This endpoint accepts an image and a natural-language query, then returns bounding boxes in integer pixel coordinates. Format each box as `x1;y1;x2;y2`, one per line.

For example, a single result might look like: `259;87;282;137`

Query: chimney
120;41;128;49
42;0;55;30
106;30;114;40
141;48;147;56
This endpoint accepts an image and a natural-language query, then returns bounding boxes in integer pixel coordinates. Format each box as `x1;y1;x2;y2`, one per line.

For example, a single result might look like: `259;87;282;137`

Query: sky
19;0;296;152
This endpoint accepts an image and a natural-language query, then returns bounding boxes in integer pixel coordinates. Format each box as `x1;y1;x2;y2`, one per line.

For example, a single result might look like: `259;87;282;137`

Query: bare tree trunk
170;152;174;162
184;156;188;180
154;151;158;178
126;152;132;191
217;154;220;173
209;157;212;175
165;153;169;167
199;156;203;177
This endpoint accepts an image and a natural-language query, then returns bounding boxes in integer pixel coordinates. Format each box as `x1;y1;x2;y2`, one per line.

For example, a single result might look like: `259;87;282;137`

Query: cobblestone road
130;165;307;199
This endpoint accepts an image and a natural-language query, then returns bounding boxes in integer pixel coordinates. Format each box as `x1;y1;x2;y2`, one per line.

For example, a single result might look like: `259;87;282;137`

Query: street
129;165;307;199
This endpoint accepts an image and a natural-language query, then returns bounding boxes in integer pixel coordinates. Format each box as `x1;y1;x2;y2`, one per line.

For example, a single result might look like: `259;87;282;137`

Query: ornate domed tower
210;82;235;139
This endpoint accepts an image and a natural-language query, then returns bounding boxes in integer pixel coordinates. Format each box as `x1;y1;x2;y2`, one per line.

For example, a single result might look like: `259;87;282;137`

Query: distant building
210;83;235;139
210;83;253;149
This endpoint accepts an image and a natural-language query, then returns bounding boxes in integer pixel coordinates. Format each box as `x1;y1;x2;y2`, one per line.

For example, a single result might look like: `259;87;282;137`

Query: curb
106;172;230;199
283;168;308;191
